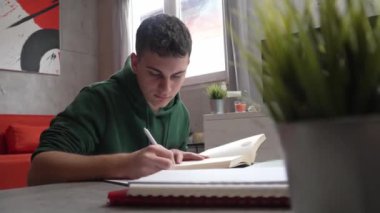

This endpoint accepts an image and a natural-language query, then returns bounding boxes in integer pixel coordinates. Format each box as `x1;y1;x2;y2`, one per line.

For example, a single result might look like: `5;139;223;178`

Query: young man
28;14;205;186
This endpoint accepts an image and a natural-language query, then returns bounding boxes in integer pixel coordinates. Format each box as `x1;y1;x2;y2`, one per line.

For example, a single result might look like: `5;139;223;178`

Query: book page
174;156;243;170
200;134;266;164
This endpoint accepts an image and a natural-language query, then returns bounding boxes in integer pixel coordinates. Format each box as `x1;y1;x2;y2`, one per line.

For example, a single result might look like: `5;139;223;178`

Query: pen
143;127;158;145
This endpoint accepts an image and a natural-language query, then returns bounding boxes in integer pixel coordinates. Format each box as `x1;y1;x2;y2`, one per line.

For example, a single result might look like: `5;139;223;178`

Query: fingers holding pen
117;145;208;180
146;144;176;168
143;128;178;166
125;145;175;178
171;149;184;164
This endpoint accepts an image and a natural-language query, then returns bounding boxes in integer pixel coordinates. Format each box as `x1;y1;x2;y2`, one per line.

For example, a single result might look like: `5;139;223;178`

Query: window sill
184;71;226;86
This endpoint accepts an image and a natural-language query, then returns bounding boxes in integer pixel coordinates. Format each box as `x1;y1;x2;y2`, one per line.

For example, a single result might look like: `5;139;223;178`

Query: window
130;0;226;82
180;0;225;78
130;0;164;52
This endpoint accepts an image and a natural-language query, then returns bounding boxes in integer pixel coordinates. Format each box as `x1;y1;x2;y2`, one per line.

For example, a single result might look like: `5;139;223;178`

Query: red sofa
0;114;54;189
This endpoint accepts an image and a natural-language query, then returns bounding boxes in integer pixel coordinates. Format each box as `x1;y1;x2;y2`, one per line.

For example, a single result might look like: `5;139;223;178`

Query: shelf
203;112;268;121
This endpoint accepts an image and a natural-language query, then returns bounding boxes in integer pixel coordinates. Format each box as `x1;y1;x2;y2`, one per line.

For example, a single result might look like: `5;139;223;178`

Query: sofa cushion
0;154;32;189
5;124;48;154
0;132;6;154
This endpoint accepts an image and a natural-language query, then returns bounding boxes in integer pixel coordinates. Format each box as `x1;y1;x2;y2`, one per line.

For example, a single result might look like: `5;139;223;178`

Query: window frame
131;0;229;86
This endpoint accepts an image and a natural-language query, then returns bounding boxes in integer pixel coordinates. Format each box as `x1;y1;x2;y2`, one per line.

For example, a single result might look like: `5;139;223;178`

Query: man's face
131;51;189;112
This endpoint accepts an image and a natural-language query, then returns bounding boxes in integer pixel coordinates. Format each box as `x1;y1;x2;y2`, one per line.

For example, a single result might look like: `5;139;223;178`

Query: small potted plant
241;0;380;212
206;83;227;114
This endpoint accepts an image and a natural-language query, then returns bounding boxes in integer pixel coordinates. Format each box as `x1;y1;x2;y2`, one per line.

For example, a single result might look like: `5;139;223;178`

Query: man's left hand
170;149;207;164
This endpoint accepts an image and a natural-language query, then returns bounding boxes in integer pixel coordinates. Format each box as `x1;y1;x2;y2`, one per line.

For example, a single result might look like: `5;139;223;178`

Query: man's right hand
111;144;176;180
28;145;177;186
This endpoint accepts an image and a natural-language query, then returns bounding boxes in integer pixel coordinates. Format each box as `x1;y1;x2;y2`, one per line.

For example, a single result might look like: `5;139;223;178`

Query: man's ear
130;53;138;73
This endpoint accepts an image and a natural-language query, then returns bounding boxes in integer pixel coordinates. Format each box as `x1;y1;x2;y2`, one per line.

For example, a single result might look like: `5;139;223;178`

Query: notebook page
108;160;287;185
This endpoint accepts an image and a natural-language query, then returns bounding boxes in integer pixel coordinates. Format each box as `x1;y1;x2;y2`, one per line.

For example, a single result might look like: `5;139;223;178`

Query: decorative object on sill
231;90;262;113
242;0;380;212
234;100;247;113
247;102;262;113
226;91;242;98
206;83;227;114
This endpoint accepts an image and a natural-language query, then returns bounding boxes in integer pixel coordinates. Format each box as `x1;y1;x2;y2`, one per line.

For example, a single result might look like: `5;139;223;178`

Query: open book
175;133;266;170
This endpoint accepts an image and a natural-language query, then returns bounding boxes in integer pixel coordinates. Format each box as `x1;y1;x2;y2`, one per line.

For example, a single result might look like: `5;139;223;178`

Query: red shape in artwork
16;0;59;29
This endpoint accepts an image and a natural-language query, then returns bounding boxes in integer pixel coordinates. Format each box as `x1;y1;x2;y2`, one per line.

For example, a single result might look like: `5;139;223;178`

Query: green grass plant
245;0;380;121
206;83;227;99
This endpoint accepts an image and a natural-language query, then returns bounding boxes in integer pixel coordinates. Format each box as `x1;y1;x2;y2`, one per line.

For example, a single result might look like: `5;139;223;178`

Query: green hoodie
32;58;190;159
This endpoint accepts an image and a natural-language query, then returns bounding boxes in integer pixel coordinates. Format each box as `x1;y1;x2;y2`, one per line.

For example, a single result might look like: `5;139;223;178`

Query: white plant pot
210;99;224;114
278;115;380;213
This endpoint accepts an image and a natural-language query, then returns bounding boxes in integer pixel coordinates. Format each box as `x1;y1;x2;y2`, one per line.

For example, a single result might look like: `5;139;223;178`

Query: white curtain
98;0;132;80
113;0;132;68
224;0;262;103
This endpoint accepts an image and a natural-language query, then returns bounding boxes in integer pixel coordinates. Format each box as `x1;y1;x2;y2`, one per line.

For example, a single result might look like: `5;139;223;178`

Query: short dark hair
135;14;192;57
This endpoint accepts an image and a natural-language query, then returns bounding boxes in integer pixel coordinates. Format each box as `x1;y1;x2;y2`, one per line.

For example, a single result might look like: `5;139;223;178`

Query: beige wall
180;84;211;132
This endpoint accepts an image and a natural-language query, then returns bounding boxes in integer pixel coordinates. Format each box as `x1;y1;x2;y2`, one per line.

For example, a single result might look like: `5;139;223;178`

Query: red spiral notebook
107;160;290;208
108;183;290;208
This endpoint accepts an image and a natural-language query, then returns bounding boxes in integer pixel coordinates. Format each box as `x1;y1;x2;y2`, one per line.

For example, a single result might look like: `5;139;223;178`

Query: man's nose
159;78;171;92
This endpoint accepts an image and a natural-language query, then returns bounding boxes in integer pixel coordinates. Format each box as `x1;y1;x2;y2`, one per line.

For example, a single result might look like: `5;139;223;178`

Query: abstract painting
0;0;60;75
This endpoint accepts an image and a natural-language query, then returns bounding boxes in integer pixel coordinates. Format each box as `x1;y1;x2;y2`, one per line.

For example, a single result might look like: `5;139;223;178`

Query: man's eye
149;71;161;77
171;74;183;79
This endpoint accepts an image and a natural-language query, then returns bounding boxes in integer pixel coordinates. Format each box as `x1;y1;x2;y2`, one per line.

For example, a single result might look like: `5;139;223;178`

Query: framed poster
0;0;60;75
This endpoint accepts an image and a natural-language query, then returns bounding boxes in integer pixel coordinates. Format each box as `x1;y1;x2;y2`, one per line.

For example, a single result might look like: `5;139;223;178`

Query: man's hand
28;145;207;186
170;149;207;164
114;144;176;179
29;145;178;185
118;146;207;179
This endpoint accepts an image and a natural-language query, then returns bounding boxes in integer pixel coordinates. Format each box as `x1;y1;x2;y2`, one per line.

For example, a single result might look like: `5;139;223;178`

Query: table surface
0;181;292;213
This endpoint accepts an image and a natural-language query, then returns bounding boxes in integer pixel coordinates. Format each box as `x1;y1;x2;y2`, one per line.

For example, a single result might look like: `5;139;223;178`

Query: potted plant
243;0;380;212
206;83;227;114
